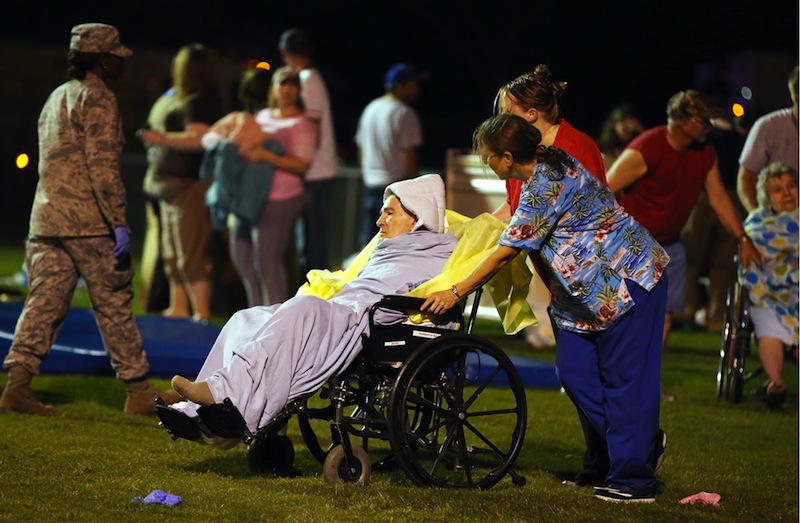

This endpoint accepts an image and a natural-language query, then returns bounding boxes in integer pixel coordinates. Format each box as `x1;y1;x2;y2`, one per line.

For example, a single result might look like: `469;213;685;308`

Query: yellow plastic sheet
405;210;536;335
295;210;536;335
295;234;381;300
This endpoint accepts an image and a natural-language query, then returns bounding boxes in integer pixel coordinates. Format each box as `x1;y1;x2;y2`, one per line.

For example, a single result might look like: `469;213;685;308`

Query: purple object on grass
142;489;182;506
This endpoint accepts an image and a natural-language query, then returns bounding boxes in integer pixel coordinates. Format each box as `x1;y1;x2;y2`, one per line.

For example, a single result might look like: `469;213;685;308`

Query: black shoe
593;487;655;504
197;398;249;439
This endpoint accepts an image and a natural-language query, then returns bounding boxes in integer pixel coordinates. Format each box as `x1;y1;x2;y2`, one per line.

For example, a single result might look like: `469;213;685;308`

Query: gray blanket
182;230;457;432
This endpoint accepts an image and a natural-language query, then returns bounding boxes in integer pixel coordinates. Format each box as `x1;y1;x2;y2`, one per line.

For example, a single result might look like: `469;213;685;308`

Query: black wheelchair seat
362;295;463;364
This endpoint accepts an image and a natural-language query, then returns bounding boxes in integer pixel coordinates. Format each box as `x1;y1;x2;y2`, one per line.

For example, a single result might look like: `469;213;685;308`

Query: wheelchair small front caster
248;432;295;475
323;444;371;485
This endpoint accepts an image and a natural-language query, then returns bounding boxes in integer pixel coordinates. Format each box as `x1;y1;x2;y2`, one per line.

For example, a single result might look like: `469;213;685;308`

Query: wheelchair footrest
197;398;250;439
155;402;202;441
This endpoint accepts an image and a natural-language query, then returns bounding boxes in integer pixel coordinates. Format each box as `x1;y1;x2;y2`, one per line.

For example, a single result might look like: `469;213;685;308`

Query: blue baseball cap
385;63;429;90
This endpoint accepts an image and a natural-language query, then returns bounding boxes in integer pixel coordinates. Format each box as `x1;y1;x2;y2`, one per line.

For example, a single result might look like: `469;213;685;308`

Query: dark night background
0;0;797;245
2;1;798;158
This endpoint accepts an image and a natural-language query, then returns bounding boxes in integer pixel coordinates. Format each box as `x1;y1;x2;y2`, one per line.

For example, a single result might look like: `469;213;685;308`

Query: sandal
765;381;788;407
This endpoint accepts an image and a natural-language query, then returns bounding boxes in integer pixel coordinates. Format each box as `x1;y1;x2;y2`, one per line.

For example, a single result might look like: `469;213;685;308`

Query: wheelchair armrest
368;294;463;326
375;295;427;311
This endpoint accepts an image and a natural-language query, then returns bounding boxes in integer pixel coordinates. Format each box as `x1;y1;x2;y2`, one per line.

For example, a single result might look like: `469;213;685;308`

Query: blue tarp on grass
0;301;560;389
0;301;220;378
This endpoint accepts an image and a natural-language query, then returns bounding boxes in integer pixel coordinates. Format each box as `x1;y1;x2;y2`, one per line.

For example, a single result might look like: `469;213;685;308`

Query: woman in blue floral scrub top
423;114;670;503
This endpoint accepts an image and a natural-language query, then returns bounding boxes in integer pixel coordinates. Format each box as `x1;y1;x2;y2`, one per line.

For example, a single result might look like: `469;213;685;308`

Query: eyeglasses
691;115;712;127
481;153;500;163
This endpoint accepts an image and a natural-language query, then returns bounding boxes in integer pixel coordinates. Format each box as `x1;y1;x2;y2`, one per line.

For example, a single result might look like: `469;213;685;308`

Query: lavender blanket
180;230;456;432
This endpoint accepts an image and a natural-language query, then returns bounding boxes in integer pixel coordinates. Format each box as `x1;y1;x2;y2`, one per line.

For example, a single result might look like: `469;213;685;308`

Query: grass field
0;244;797;522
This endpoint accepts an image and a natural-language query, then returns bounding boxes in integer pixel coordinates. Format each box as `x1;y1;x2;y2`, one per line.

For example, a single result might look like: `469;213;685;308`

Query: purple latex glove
113;226;131;258
142;489;182;506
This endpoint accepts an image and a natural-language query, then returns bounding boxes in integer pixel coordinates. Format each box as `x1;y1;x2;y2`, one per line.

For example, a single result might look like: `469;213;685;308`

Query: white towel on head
384;174;446;233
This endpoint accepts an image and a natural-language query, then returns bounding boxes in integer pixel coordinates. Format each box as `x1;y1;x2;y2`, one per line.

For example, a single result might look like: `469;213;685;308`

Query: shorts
663;241;686;314
160;179;213;281
749;305;793;345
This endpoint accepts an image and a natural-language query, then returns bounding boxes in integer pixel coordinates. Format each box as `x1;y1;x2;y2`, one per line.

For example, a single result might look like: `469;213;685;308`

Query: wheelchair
717;278;799;405
716;280;757;403
157;288;528;489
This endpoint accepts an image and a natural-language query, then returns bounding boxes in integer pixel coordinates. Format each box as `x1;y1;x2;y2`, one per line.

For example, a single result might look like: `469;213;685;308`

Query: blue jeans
299;179;335;272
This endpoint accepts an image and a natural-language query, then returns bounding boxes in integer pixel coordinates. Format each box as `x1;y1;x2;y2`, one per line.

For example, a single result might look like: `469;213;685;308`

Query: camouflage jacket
30;71;128;237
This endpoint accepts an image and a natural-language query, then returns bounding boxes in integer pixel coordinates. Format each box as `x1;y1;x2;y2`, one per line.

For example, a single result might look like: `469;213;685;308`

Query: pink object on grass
679;491;721;506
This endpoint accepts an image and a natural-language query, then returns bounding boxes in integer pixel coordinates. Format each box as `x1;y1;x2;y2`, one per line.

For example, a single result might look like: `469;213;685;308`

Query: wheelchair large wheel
717;288;736;399
387;334;527;489
726;346;747;403
717;283;751;403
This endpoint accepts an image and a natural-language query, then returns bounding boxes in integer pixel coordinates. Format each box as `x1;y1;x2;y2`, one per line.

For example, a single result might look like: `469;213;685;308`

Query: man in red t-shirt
608;90;761;400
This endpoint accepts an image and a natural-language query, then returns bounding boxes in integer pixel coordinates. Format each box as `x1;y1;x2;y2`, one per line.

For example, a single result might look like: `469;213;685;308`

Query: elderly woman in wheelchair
161;174;456;432
740;162;799;406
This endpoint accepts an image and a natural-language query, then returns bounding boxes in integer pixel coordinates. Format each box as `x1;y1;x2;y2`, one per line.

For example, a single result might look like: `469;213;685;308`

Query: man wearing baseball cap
0;23;180;416
278;28;338;274
355;63;428;247
607;90;761;401
384;63;429;92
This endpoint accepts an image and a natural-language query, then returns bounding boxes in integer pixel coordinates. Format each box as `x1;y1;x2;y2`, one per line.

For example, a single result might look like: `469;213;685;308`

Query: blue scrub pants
555;277;667;494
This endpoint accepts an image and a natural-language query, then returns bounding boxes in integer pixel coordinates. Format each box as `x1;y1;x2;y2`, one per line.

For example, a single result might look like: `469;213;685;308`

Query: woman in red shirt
490;65;612;490
492;65;606;220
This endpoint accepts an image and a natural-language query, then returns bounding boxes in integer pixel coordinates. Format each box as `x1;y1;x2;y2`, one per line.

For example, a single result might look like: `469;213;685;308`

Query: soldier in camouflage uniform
0;23;180;416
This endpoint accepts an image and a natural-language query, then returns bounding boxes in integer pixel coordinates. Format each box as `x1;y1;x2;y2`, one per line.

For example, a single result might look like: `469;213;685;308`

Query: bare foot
171;375;215;405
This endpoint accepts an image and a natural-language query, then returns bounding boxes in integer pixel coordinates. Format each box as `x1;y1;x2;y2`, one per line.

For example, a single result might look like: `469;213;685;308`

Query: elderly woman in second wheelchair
160;174;457;441
741;162;799;407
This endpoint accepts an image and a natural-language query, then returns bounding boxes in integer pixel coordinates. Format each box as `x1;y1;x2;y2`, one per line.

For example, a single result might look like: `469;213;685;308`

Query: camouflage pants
3;236;149;380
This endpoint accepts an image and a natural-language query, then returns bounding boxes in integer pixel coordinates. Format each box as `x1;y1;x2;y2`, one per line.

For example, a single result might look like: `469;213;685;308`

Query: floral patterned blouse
741;208;799;345
499;151;670;333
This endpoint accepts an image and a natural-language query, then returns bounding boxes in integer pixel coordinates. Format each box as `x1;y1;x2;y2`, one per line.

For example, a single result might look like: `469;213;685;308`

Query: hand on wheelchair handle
738;238;763;270
421;289;460;314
